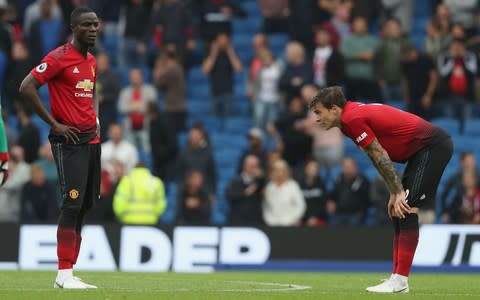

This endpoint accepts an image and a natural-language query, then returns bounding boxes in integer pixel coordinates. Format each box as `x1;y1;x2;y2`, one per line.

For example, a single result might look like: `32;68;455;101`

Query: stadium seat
464;119;480;136
431;117;459;135
224;117;253;133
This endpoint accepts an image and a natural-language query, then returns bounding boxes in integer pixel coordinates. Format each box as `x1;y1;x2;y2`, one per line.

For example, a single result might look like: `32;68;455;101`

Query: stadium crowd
0;0;479;226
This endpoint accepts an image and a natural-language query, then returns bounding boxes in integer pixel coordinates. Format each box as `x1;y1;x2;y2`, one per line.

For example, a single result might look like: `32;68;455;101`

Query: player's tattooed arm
363;139;403;194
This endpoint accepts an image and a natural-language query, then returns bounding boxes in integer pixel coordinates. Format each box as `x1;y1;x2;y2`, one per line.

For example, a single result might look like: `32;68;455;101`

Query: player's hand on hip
51;121;80;144
0;152;9;186
390;192;411;219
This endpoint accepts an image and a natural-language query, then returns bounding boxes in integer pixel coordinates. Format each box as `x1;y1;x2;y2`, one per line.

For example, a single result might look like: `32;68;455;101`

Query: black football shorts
51;142;101;210
401;137;453;208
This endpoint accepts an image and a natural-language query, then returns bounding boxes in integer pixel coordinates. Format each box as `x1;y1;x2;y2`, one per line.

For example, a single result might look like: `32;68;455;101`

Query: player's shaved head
309;86;346;110
70;7;94;26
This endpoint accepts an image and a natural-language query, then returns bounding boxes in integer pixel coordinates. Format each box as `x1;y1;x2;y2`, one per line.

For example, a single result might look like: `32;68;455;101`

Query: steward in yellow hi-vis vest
113;165;166;224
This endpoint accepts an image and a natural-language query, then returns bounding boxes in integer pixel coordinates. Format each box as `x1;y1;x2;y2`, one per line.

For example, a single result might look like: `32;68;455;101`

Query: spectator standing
5;42;35;111
312;27;345;88
27;0;66;64
22;0;63;39
375;18;412;102
401;46;437;120
436;38;478;133
20;163;58;222
435;3;452;36
117;0;150;68
279;42;313;103
152;46;187;133
327;157;370;226
118;68;157;154
424;17;452;60
95;53;120;142
341;16;380;100
226;155;266;225
288;0;328;52
263;159;306;226
144;0;195;66
202;33;243;121
148;102;178;184
177;171;211;225
192;0;246;48
252;49;283;132
247;33;269;100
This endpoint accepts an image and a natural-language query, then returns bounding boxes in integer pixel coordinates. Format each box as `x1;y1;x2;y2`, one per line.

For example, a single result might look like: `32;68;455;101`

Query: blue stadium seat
224;117;253;133
268;34;289;51
177;132;188;147
187;83;210;99
464;119;480;136
232;18;262;34
241;1;260;14
432;117;459;135
413;0;431;17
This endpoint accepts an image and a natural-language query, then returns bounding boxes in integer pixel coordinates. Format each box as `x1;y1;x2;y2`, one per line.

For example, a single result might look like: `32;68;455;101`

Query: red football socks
57;226;76;269
396;229;419;276
392;232;399;274
73;231;82;266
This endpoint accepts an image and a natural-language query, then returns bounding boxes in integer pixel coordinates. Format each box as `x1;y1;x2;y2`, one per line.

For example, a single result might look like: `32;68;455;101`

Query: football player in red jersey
310;86;453;293
19;7;100;289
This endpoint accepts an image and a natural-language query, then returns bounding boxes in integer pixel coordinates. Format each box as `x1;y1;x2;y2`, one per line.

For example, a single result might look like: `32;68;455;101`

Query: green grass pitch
0;271;479;299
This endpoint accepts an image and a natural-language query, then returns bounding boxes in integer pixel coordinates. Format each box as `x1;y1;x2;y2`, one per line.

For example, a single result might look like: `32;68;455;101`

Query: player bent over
19;7;100;289
309;86;452;293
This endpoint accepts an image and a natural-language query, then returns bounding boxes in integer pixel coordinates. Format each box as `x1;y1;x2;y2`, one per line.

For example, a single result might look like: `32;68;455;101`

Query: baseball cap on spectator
248;128;263;141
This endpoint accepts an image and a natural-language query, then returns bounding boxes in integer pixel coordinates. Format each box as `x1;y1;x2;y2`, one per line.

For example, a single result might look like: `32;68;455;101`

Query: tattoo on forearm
364;140;403;194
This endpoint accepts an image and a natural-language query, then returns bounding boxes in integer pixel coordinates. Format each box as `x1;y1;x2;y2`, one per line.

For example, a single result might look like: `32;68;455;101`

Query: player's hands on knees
51;121;80;144
389;192;411;219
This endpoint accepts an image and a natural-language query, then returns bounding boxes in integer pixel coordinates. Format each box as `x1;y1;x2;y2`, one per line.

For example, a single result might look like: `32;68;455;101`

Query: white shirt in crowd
101;140;139;177
263;179;306;226
313;46;333;87
257;61;283;103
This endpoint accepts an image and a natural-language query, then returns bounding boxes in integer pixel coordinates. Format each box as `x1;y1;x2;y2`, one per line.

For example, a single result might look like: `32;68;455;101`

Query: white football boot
54;277;89;289
73;276;98;289
366;274;409;293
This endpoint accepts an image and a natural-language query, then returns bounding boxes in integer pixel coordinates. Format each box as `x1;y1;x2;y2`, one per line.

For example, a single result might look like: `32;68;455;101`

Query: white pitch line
220;280;312;292
0;280;312;293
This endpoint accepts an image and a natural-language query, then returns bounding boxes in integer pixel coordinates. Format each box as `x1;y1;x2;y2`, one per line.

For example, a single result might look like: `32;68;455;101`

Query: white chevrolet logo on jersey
75;79;94;92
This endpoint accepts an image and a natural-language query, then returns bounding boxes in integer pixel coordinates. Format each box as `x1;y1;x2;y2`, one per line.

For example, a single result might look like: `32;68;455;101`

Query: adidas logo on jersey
73;67;80;74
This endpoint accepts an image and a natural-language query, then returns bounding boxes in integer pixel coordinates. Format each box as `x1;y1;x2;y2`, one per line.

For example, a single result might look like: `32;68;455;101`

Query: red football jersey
31;43;97;135
340;101;448;163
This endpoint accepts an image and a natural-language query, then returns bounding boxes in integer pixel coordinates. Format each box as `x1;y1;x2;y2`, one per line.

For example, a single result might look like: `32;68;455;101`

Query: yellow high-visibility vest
113;167;166;225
